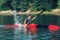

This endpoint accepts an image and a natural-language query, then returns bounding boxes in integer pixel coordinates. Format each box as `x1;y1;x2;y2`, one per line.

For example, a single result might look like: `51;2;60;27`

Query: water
12;10;22;24
0;26;60;40
0;10;60;40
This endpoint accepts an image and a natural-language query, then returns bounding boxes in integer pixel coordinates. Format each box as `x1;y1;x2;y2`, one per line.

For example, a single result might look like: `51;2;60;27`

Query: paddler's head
28;14;31;19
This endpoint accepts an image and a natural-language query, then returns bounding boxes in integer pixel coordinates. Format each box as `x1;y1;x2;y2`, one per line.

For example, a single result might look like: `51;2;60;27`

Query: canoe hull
0;24;59;31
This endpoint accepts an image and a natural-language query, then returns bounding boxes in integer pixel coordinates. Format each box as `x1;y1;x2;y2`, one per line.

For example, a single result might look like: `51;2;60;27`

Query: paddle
27;10;45;24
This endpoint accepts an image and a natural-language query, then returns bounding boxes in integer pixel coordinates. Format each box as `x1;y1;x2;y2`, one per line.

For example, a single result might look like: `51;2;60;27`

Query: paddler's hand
24;24;27;27
32;17;36;20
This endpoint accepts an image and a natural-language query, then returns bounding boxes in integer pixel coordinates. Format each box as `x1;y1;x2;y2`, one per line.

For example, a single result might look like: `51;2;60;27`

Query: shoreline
0;9;60;15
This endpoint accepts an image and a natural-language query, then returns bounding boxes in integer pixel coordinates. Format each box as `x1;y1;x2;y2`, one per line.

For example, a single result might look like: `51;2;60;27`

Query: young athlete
24;14;36;35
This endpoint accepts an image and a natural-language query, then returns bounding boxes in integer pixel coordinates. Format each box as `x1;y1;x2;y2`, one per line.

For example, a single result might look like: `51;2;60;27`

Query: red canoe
48;25;59;32
0;24;59;32
2;24;19;28
27;24;37;31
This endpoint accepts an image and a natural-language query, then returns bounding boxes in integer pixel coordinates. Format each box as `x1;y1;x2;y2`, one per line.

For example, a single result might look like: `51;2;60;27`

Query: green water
0;27;60;40
0;14;60;26
0;14;60;40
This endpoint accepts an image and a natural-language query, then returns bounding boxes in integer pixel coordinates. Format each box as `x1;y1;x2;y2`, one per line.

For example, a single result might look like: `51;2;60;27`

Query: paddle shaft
27;10;44;24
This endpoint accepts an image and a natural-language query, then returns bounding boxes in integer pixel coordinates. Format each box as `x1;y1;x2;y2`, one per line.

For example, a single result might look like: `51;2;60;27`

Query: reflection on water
0;25;60;40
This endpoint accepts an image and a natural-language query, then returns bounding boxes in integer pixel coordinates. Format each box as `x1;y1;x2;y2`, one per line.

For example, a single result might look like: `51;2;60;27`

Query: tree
30;0;58;11
0;0;58;11
11;0;29;12
0;0;5;10
57;0;60;8
0;0;12;10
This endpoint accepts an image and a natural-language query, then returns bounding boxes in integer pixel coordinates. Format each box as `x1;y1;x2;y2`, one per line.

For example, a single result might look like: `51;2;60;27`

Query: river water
0;25;60;40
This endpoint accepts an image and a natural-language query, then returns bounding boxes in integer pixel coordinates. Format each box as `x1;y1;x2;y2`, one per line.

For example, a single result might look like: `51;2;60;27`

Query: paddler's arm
31;16;36;20
31;11;40;20
24;20;27;27
24;20;27;24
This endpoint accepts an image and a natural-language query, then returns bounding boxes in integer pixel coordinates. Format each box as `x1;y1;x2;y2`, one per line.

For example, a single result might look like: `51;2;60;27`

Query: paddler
24;14;36;35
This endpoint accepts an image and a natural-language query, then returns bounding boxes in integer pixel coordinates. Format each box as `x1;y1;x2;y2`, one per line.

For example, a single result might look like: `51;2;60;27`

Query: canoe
0;24;59;32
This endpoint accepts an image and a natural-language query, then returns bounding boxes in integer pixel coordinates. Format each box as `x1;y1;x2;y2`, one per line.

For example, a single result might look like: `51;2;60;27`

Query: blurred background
0;0;60;25
0;0;60;40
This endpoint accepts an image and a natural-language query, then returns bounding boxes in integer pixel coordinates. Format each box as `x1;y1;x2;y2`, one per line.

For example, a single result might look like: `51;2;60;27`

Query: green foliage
0;0;59;11
11;0;29;11
11;0;17;10
31;0;57;11
57;0;60;8
0;0;12;10
0;0;5;6
0;0;5;10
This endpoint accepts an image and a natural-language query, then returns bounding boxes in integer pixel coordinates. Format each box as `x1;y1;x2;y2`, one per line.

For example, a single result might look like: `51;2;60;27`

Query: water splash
12;10;37;40
12;10;24;39
12;10;22;24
